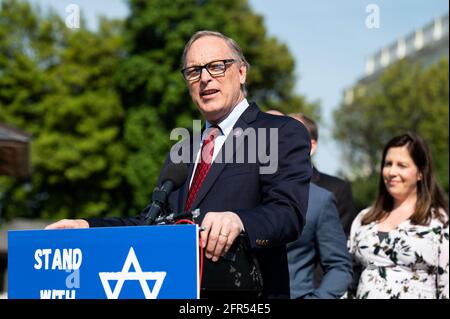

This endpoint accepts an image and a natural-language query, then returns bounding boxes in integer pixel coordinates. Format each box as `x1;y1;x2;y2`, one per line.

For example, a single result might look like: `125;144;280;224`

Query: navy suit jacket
311;167;356;237
287;183;352;299
88;102;312;298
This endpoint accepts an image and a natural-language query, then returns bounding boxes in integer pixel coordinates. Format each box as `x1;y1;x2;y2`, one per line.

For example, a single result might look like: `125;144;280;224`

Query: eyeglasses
181;59;236;81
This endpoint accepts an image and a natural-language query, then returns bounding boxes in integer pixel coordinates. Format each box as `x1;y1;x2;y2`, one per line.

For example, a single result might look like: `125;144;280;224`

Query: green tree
334;59;449;211
117;0;319;214
0;0;127;219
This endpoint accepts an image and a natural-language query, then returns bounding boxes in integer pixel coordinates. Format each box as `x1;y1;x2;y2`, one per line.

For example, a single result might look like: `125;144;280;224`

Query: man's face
185;36;247;124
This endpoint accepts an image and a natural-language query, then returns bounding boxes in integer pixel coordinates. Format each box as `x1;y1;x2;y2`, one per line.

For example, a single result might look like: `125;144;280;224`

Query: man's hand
45;219;89;230
200;211;244;262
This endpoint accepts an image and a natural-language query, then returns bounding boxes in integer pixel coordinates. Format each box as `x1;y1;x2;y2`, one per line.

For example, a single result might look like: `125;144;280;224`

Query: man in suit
287;183;352;299
265;111;352;298
46;31;312;298
289;114;356;237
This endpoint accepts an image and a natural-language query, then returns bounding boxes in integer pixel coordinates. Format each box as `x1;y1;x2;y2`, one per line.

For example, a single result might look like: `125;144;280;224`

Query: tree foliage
0;0;126;219
1;0;319;219
334;58;449;211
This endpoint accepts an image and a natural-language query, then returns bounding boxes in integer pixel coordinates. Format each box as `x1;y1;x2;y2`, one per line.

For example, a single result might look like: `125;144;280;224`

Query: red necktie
184;126;220;212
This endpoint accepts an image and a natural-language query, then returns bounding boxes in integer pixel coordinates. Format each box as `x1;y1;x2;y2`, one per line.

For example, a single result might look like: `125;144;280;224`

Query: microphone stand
154;208;201;225
144;186;170;225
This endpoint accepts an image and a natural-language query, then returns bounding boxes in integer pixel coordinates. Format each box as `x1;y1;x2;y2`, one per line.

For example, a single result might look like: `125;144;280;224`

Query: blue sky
28;0;449;175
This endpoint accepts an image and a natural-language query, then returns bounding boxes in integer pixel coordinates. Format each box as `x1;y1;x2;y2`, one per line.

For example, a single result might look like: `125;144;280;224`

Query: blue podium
8;224;199;299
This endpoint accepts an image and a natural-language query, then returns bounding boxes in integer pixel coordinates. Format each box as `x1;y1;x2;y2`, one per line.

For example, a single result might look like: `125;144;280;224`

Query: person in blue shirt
287;183;352;298
285;113;352;299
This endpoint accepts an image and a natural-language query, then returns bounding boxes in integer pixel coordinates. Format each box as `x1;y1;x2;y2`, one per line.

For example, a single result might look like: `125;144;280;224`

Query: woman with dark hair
349;133;448;299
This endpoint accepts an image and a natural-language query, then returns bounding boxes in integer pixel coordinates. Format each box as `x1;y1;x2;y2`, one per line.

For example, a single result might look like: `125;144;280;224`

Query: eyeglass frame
181;59;237;81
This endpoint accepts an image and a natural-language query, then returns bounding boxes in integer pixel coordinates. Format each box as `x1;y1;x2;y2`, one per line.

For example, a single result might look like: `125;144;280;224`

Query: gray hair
181;30;250;96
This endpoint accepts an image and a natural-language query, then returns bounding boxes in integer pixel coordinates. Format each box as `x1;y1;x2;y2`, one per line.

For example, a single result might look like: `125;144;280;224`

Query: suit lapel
190;102;259;210
180;161;194;211
311;166;321;183
172;132;196;212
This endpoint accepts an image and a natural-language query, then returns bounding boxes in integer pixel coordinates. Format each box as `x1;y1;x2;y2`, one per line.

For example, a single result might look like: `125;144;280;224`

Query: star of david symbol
98;247;166;299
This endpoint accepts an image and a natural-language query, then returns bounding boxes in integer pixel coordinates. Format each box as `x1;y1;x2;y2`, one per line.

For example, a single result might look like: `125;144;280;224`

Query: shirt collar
205;98;249;137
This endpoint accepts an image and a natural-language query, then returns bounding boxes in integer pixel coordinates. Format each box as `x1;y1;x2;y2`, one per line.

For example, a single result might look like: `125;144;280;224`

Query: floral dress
349;208;449;299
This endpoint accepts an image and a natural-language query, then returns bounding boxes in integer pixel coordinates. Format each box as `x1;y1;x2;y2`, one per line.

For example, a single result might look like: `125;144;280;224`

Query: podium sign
8;225;199;299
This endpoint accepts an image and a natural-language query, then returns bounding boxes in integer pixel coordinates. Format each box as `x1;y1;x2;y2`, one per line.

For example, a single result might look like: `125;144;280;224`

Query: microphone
144;162;188;225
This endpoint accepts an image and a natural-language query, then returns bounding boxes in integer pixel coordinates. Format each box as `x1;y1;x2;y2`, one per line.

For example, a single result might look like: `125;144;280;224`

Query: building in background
0;123;32;179
344;13;449;105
